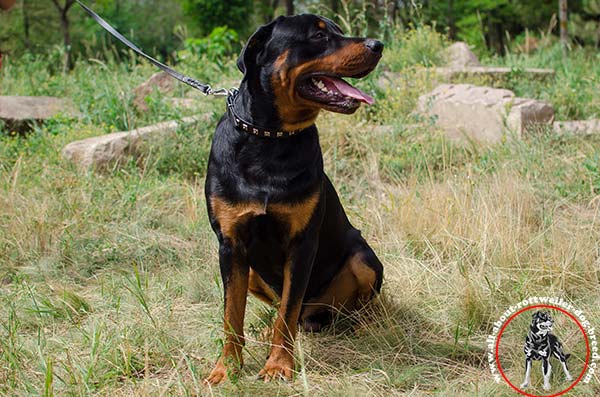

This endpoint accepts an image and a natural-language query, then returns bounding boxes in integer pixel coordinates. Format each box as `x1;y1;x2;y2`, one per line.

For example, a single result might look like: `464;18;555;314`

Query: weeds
1;27;600;396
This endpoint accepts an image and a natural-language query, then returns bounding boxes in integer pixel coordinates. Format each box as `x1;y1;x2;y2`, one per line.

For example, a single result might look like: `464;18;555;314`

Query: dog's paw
204;359;240;386
543;383;551;391
258;351;294;382
204;362;228;386
520;382;529;389
566;374;573;381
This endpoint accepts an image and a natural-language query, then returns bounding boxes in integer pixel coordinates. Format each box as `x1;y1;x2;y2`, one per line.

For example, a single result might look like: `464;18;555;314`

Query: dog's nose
365;39;384;54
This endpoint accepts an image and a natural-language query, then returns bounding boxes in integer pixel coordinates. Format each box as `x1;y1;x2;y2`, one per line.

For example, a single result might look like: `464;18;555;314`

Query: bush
181;26;240;66
385;24;449;70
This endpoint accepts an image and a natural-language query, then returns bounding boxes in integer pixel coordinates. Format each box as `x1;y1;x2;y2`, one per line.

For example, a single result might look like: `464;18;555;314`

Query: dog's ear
321;16;344;34
237;17;282;76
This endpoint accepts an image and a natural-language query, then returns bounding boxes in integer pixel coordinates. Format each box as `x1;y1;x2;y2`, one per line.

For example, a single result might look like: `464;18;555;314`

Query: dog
520;311;573;390
203;15;384;384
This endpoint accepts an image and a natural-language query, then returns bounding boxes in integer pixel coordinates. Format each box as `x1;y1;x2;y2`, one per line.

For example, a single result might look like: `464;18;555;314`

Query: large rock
417;84;554;143
133;72;177;112
435;66;555;81
0;96;79;132
445;42;481;68
62;115;208;168
377;67;555;92
553;120;600;136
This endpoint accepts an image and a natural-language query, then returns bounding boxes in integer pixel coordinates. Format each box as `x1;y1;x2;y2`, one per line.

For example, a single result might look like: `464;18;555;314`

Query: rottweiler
520;311;573;390
203;14;384;384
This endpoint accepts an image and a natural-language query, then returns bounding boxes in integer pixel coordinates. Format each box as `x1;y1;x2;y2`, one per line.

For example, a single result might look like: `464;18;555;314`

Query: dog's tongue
320;76;375;105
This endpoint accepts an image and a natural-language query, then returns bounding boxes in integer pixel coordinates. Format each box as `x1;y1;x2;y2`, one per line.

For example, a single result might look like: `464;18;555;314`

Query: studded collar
226;90;310;138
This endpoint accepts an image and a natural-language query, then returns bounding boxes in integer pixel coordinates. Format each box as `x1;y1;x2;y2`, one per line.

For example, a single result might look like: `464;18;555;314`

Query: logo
487;297;599;396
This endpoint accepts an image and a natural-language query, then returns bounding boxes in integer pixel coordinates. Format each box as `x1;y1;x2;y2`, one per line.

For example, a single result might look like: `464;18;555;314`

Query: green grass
1;32;600;396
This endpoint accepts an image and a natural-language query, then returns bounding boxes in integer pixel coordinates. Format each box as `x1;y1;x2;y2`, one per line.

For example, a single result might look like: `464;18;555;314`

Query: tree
178;0;254;36
285;0;294;15
559;0;568;51
571;0;600;47
50;0;76;73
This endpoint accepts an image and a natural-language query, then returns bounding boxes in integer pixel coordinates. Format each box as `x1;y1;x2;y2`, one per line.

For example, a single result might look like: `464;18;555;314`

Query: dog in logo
520;311;573;390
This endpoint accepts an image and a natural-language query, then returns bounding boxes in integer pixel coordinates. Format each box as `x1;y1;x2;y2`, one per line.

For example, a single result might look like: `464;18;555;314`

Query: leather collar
226;90;310;138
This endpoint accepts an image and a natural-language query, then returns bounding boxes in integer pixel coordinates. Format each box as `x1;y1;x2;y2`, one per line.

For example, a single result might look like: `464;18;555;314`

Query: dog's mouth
296;71;375;114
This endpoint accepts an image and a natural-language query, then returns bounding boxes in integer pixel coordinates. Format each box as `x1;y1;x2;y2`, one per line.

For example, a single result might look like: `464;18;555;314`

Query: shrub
385;24;449;71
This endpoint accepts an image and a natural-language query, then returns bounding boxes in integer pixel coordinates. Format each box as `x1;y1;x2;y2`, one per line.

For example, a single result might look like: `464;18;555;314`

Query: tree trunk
23;0;31;49
60;9;72;72
331;0;339;14
285;0;294;16
51;0;75;73
264;0;278;22
448;0;457;40
559;0;568;51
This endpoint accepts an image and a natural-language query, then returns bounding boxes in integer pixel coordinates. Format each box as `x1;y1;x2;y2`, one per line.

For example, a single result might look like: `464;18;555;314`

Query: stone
416;84;554;143
376;67;555;92
62;115;208;169
553;120;600;136
0;96;80;132
445;42;481;68
133;72;177;112
435;66;555;81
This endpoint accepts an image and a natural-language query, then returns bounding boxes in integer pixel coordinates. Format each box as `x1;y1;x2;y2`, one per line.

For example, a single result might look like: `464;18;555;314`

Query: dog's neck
234;75;318;134
234;79;284;132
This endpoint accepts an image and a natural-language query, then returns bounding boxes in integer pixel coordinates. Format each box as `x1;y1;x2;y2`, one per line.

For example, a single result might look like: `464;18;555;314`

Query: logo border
494;304;591;397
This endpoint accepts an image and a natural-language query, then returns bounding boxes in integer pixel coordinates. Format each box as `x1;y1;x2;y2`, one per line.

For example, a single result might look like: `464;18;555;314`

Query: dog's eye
311;31;327;40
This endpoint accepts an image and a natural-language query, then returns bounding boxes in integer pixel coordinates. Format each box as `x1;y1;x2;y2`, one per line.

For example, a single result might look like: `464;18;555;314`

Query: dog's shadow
244;292;485;388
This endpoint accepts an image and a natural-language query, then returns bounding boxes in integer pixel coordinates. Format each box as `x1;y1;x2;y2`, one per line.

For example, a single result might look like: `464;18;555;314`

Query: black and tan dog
203;15;384;384
520;311;573;390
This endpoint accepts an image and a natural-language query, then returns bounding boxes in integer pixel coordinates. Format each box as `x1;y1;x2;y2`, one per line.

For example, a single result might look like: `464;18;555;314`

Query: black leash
76;0;230;97
77;0;305;138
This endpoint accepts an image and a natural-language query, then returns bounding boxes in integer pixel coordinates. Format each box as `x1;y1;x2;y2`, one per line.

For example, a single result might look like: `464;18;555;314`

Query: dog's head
237;14;383;131
531;311;554;335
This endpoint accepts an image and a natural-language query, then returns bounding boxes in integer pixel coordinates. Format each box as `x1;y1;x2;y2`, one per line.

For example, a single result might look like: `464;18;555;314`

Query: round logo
487;298;598;396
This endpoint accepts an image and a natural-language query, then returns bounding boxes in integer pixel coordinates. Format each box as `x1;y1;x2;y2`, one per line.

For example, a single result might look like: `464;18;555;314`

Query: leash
76;0;231;97
77;0;304;138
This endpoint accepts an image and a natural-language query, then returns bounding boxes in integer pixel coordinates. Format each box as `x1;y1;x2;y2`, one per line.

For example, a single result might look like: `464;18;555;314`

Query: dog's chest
525;331;551;360
209;192;320;242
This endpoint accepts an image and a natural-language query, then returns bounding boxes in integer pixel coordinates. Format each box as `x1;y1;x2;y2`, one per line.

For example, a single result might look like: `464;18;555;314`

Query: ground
1;29;600;396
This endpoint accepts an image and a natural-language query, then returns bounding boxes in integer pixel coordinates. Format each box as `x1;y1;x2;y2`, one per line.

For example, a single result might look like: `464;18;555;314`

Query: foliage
384;24;450;70
177;0;254;37
181;26;240;65
570;0;600;47
0;0;184;60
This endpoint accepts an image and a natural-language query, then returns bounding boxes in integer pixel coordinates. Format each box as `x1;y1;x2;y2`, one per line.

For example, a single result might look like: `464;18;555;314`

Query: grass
1;28;600;396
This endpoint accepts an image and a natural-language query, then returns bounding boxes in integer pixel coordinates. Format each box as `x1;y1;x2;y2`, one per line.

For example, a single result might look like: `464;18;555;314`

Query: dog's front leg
520;358;532;389
204;240;249;385
542;357;552;390
259;236;318;382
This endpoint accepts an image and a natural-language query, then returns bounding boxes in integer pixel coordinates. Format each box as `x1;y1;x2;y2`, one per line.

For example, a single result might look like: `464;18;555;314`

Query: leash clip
205;86;235;97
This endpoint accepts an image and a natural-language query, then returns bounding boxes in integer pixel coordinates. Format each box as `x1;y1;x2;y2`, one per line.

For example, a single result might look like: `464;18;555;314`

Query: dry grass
2;37;600;396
